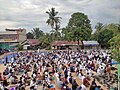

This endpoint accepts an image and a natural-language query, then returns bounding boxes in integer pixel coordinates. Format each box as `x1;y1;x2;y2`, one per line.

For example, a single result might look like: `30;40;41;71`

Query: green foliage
109;34;120;48
95;22;104;33
17;44;23;50
104;23;120;35
97;29;113;48
46;8;62;41
90;33;97;40
26;32;34;39
108;25;120;63
39;33;51;48
53;31;61;40
92;23;120;48
50;30;61;41
62;12;92;41
46;8;58;30
109;35;120;63
68;12;91;29
31;28;44;39
72;26;92;41
110;48;120;63
92;22;104;41
61;28;72;40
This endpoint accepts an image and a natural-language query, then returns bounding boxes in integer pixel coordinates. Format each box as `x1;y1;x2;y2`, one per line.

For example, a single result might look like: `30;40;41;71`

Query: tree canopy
26;32;34;39
24;10;119;50
46;8;61;31
109;34;120;63
62;12;92;41
46;8;62;41
31;28;44;39
91;22;120;48
39;33;52;49
108;23;120;63
97;29;113;48
95;22;104;33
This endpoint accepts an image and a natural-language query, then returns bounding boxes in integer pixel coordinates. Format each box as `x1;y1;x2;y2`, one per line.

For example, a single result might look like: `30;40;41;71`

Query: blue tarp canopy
111;61;119;65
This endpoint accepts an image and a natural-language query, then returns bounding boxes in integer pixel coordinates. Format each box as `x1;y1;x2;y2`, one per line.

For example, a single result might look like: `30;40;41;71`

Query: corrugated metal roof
83;41;99;46
52;41;82;46
27;39;40;46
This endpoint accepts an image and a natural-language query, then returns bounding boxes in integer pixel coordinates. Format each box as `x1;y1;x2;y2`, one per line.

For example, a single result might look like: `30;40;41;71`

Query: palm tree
46;8;62;39
94;22;104;41
39;33;51;48
26;32;34;39
31;28;44;39
95;22;104;33
116;21;120;32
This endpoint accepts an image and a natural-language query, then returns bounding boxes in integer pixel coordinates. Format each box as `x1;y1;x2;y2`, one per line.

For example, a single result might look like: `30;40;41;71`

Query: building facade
83;41;100;49
22;39;40;50
52;40;100;50
51;41;82;50
0;28;26;49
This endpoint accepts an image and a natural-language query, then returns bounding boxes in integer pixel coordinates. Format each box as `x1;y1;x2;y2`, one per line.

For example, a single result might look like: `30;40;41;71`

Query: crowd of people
0;49;117;90
0;48;11;55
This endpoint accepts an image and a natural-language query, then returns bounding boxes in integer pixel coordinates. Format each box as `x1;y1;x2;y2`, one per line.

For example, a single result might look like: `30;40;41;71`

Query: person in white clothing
11;57;14;63
79;84;87;90
81;75;85;83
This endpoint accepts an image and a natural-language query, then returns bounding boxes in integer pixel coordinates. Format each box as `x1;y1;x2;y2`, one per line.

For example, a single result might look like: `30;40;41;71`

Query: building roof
52;41;82;46
83;41;99;46
27;39;40;46
0;31;17;35
5;28;25;32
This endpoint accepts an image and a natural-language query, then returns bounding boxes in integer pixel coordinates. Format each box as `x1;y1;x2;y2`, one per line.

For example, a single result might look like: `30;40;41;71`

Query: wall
17;29;27;43
0;34;18;43
0;43;10;49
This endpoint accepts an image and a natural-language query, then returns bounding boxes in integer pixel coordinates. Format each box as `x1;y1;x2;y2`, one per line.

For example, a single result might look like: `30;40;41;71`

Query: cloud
0;0;119;32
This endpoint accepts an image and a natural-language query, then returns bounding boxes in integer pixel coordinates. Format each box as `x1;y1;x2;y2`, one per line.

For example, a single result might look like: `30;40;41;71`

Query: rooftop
0;31;17;35
5;28;26;32
27;39;40;46
52;41;82;46
83;41;99;46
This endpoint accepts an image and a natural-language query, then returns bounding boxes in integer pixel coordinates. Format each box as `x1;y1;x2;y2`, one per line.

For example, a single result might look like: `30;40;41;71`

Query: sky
0;0;120;33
